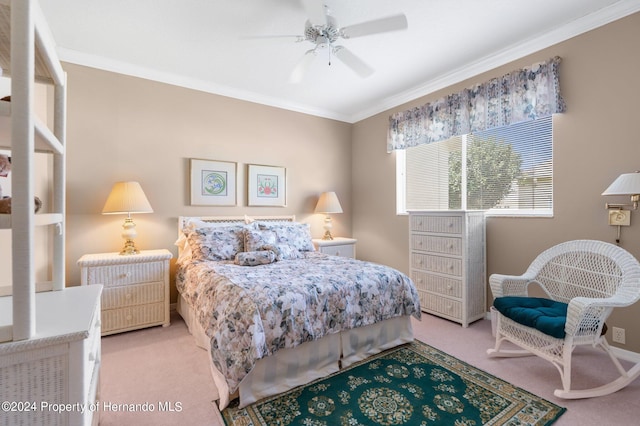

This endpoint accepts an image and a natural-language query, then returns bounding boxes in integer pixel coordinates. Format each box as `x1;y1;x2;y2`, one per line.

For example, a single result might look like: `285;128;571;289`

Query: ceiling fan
248;1;408;83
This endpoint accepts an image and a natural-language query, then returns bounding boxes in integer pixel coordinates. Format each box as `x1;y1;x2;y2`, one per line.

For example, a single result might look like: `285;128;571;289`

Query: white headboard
178;215;296;237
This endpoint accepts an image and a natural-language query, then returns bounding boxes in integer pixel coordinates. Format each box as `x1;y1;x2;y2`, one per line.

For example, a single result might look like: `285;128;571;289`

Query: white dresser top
77;249;173;266
0;285;102;353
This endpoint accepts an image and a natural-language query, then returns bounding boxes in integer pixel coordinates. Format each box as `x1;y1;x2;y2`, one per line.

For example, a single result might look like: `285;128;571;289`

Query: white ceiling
39;0;640;123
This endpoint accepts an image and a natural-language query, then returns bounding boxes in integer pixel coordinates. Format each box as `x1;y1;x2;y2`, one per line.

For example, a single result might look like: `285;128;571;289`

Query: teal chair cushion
493;296;568;339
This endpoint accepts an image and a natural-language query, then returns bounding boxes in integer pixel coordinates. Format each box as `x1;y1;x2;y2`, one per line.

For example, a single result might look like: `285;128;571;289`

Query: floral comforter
176;251;421;394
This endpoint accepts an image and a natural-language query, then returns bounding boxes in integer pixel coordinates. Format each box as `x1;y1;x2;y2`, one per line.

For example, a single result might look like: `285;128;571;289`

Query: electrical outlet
612;326;626;344
609;210;631;226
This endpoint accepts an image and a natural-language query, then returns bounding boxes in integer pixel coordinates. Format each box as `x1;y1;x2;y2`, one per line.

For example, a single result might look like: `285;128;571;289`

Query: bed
175;215;422;409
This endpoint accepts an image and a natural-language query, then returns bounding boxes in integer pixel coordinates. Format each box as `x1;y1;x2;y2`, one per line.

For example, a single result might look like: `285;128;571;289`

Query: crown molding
57;47;353;123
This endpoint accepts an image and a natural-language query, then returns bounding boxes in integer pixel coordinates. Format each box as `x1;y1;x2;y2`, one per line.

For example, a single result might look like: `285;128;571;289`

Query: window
397;116;553;216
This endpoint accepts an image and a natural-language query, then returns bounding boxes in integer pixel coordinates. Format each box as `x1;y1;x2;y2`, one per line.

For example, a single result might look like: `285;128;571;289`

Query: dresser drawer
102;303;166;334
410;215;463;234
85;261;165;287
319;244;355;258
411;271;462;298
101;281;165;309
411;234;461;255
411;253;462;277
82;307;101;398
420;292;462;321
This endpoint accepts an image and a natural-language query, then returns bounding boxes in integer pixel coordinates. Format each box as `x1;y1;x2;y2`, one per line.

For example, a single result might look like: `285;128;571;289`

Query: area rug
222;340;565;425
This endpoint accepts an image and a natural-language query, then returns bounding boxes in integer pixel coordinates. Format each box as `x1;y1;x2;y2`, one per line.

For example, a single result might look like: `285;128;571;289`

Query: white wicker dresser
78;250;172;336
409;211;486;327
0;285;102;426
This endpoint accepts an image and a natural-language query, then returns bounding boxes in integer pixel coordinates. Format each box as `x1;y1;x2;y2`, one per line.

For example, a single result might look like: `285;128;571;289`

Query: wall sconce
315;191;343;240
102;181;153;255
602;171;640;244
602;171;640;211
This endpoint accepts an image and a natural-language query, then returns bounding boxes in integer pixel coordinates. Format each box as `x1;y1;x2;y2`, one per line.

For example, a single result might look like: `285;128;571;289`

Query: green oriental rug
222;340;565;426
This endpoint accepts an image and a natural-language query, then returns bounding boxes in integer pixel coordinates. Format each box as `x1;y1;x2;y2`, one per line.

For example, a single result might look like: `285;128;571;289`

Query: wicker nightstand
78;249;172;336
313;237;357;259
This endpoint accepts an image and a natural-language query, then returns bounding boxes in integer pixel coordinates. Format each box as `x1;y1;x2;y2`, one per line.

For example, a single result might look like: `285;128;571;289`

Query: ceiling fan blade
333;46;374;78
239;34;305;42
301;0;327;26
340;14;408;39
290;50;317;83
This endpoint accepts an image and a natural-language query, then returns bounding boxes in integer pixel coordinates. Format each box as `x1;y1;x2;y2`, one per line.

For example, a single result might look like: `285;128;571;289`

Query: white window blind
398;116;553;216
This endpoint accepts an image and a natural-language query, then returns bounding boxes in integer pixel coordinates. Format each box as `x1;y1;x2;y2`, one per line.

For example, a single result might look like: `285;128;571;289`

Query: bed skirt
177;293;415;409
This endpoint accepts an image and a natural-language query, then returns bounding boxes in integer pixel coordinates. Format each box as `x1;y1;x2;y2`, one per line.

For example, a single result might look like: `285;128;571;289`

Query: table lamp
315;191;343;240
102;181;153;255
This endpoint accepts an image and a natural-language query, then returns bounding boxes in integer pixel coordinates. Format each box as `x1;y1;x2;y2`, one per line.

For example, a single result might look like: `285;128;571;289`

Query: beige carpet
100;311;640;425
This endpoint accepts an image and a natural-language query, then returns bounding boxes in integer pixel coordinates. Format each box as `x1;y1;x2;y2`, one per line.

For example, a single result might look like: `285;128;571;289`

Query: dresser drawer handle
446;285;453;291
126;314;133;321
446;304;453;311
125;293;132;300
335;250;341;256
448;264;454;270
448;244;454;250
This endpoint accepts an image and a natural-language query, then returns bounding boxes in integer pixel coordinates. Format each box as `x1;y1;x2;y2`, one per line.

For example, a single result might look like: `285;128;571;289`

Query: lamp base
120;239;140;255
322;230;334;240
322;215;335;240
120;217;140;255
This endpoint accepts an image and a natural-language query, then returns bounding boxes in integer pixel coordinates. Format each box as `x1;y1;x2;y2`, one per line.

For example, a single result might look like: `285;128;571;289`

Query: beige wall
352;13;640;352
63;65;352;302
62;13;640;352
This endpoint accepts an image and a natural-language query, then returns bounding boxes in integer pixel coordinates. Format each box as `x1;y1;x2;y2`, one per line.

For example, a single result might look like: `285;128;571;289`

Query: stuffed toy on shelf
0;153;42;214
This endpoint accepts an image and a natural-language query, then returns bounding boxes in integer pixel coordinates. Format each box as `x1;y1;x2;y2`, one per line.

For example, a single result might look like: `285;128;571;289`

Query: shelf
0;1;64;85
0;100;64;154
0;212;62;229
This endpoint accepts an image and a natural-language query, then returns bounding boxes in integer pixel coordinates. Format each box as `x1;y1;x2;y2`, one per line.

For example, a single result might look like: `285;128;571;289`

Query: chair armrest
564;295;631;337
489;274;534;298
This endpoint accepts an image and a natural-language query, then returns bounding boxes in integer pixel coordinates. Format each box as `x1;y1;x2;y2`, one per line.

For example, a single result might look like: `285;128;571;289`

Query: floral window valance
387;56;566;152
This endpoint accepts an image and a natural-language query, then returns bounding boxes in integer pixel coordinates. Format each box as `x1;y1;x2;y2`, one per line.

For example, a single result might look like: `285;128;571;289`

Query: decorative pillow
245;229;278;252
257;222;315;252
175;239;193;265
187;225;247;261
234;250;276;266
262;244;303;261
177;219;239;261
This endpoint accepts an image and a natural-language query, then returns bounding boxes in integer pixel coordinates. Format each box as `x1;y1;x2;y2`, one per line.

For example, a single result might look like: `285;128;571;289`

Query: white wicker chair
487;239;640;398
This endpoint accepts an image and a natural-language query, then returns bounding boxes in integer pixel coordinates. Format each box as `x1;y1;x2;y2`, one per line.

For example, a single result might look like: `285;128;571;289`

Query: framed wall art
247;164;286;207
190;159;237;206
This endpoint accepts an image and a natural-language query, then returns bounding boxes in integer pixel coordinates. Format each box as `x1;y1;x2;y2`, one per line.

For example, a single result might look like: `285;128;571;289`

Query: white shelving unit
0;2;102;425
0;0;68;341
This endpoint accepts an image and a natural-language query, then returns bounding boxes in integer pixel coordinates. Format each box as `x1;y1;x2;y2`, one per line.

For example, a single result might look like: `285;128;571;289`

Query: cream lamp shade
102;181;153;255
315;191;343;240
602;171;640;210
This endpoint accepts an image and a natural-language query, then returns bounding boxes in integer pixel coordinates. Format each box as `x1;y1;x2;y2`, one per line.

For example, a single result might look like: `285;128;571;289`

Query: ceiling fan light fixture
280;2;408;81
315;35;329;49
